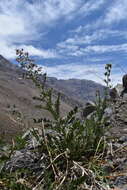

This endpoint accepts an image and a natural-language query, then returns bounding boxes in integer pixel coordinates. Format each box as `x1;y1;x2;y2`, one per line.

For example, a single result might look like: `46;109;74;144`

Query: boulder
82;101;95;118
4;149;47;175
4;128;48;175
114;84;123;97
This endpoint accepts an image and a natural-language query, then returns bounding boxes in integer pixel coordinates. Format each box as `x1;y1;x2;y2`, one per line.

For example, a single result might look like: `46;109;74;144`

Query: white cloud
84;44;127;54
19;45;57;59
24;0;82;26
42;63;124;86
43;63;105;82
58;29;127;48
0;0;65;59
79;0;105;15
104;0;127;24
0;0;105;59
0;14;25;36
58;42;127;57
57;28;127;57
0;41;57;59
0;41;15;59
0;0;85;39
0;0;105;38
70;0;127;38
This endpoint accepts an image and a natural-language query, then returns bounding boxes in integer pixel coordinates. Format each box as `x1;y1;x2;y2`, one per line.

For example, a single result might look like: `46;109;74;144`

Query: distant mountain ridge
47;77;105;103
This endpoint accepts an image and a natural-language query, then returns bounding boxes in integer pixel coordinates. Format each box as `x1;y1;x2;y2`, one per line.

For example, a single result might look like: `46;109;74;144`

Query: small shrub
15;50;112;189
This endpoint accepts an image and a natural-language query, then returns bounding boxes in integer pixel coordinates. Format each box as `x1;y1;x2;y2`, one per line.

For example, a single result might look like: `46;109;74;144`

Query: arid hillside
0;55;105;141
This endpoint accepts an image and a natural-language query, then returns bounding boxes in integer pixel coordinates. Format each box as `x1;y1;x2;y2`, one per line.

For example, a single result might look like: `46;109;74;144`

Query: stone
114;176;127;187
4;128;48;174
104;107;113;118
114;84;123;97
118;136;127;144
110;88;119;101
82;101;95;118
123;93;127;100
4;148;47;175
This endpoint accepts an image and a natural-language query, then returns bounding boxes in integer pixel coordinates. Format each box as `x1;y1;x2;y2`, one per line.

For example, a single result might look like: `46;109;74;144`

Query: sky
0;0;127;86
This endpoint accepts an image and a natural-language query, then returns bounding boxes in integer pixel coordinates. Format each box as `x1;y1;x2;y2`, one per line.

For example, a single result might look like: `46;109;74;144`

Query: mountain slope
0;55;73;141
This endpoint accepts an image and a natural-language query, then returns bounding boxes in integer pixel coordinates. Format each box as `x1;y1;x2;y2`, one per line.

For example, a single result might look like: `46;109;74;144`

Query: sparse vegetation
0;49;113;189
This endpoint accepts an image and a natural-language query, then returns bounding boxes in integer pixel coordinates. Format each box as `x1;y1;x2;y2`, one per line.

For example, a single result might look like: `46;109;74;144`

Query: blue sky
0;0;127;85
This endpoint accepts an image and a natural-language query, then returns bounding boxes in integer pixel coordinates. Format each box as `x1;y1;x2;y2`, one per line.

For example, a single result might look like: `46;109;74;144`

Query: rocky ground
105;95;127;190
1;91;127;189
